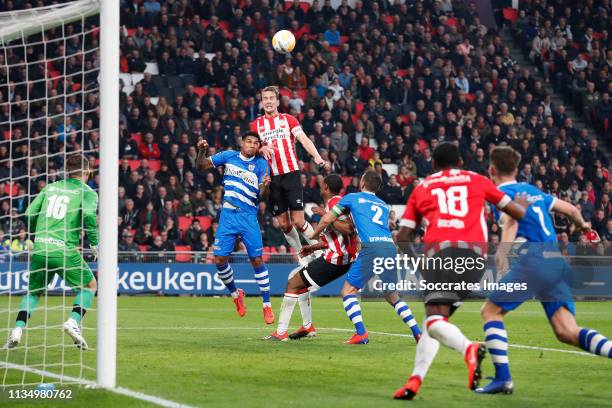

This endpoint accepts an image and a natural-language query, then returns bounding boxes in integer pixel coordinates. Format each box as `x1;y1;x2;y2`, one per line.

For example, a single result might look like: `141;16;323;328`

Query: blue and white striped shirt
211;150;268;213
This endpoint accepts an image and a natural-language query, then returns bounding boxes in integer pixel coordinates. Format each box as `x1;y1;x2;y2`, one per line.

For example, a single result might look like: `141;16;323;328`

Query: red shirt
250;113;301;176
400;169;511;244
320;196;358;265
358;145;374;161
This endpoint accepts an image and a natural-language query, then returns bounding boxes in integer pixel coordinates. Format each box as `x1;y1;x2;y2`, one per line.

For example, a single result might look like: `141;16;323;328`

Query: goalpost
0;0;118;389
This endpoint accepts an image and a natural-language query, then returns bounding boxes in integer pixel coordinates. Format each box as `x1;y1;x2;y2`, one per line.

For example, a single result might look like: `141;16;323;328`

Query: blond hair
261;86;279;100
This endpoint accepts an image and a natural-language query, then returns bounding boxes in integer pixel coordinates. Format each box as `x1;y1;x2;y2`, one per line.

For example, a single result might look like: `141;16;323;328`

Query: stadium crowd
0;0;611;260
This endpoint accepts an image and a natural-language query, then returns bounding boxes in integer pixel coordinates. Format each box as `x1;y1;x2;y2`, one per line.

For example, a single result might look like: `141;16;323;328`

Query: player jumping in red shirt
393;142;528;400
250;86;330;256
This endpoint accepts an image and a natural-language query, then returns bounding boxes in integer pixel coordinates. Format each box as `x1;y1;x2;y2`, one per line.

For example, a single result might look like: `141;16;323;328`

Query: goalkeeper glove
91;245;98;261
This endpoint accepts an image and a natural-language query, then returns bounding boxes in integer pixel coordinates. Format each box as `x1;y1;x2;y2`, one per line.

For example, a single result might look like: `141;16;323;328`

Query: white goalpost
0;0;118;389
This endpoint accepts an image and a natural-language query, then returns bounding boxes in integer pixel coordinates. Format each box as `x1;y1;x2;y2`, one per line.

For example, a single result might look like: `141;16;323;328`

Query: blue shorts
489;253;575;320
213;208;263;258
346;242;398;289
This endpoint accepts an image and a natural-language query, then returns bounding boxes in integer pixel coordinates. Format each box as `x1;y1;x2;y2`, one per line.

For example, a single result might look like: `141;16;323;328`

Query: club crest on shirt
248;164;255;171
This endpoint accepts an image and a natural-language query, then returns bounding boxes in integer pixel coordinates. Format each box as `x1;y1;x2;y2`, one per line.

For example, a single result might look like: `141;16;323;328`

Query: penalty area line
117;326;595;357
0;362;196;408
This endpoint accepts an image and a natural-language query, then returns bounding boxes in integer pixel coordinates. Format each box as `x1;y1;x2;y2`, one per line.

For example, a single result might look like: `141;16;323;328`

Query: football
272;30;295;54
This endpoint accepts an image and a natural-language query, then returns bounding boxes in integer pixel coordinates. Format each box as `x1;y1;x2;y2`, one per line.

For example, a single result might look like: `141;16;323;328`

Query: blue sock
484;321;511;381
253;264;270;305
393;300;421;338
343;295;366;335
579;328;612;357
216;263;237;295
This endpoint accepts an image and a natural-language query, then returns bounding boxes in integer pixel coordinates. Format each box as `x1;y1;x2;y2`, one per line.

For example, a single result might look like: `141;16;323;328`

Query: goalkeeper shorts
28;252;94;293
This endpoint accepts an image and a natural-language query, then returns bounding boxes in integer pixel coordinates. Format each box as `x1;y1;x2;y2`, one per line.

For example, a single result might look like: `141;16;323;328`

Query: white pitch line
0;362;197;408
116;326;595;357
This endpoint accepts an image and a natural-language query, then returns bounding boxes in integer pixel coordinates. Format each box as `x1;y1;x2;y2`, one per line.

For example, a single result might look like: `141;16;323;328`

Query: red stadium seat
178;216;192;235
279;87;292;98
383;15;394;25
148;160;161;171
138;245;148;252
211;87;225;105
400;114;409;124
3;131;9;140
329;46;340;53
127;28;137;36
175;245;192;262
503;7;518;23
395;69;409;77
284;2;310;12
296;89;308;100
351;114;360;124
128;160;141;171
193;87;206;97
340;36;349;45
196;216;212;231
218;21;229;32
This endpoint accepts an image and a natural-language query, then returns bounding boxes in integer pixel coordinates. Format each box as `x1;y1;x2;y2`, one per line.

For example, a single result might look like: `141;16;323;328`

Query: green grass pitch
1;296;612;407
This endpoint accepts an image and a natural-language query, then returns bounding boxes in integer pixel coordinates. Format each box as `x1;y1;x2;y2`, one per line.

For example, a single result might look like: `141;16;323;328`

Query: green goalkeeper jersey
25;178;99;257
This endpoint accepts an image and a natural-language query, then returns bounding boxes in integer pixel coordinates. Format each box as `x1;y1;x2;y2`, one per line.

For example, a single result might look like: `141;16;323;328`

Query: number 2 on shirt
371;205;383;225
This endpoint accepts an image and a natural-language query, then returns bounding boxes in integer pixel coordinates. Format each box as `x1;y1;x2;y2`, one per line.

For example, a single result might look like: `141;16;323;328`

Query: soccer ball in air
272;30;296;54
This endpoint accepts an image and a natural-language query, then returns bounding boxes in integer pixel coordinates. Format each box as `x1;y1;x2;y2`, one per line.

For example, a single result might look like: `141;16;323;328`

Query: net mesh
0;0;100;387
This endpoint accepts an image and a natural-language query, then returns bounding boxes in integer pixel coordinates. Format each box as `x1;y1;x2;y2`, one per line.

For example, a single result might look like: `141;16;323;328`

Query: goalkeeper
5;155;99;350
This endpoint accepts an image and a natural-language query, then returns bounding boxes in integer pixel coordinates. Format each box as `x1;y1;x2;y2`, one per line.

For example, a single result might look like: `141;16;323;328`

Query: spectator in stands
264;218;289;248
379;175;404;205
135;222;154;247
119;231;141;262
206;186;223;220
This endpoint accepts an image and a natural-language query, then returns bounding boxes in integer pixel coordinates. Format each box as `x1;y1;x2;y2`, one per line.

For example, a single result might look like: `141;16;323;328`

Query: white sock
412;326;440;380
277;293;299;335
298;291;312;328
298;221;317;245
425;315;471;355
283;226;302;253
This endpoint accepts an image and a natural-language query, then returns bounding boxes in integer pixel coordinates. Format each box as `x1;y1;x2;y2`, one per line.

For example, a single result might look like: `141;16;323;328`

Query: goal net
0;0;109;388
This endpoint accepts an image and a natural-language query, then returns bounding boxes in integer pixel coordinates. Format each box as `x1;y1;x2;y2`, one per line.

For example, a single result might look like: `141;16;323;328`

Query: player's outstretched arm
296;132;329;170
552;199;591;232
299;241;327;258
310;211;338;240
196;140;213;172
332;219;354;235
500;193;529;220
496;213;519;275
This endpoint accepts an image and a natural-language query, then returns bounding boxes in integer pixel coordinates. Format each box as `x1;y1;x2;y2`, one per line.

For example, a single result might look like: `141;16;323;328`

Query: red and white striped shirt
321;196;358;265
250;113;302;176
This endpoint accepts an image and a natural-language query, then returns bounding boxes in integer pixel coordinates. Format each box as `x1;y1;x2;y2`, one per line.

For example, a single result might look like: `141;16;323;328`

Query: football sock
343;295;366;335
578;328;612;358
411;326;440;380
216;263;238;298
253;264;271;306
484;320;511;381
283;226;302;253
16;294;39;328
393;300;421;338
298;221;317;245
297;289;312;329
277;292;299;335
426;315;470;355
70;289;95;324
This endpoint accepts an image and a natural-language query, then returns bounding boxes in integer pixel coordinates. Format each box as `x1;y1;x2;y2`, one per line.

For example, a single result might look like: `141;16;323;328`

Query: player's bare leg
550;306;612;357
476;300;514;394
340;282;369;344
383;291;421;342
63;278;97;350
214;255;245;317
250;256;274;324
